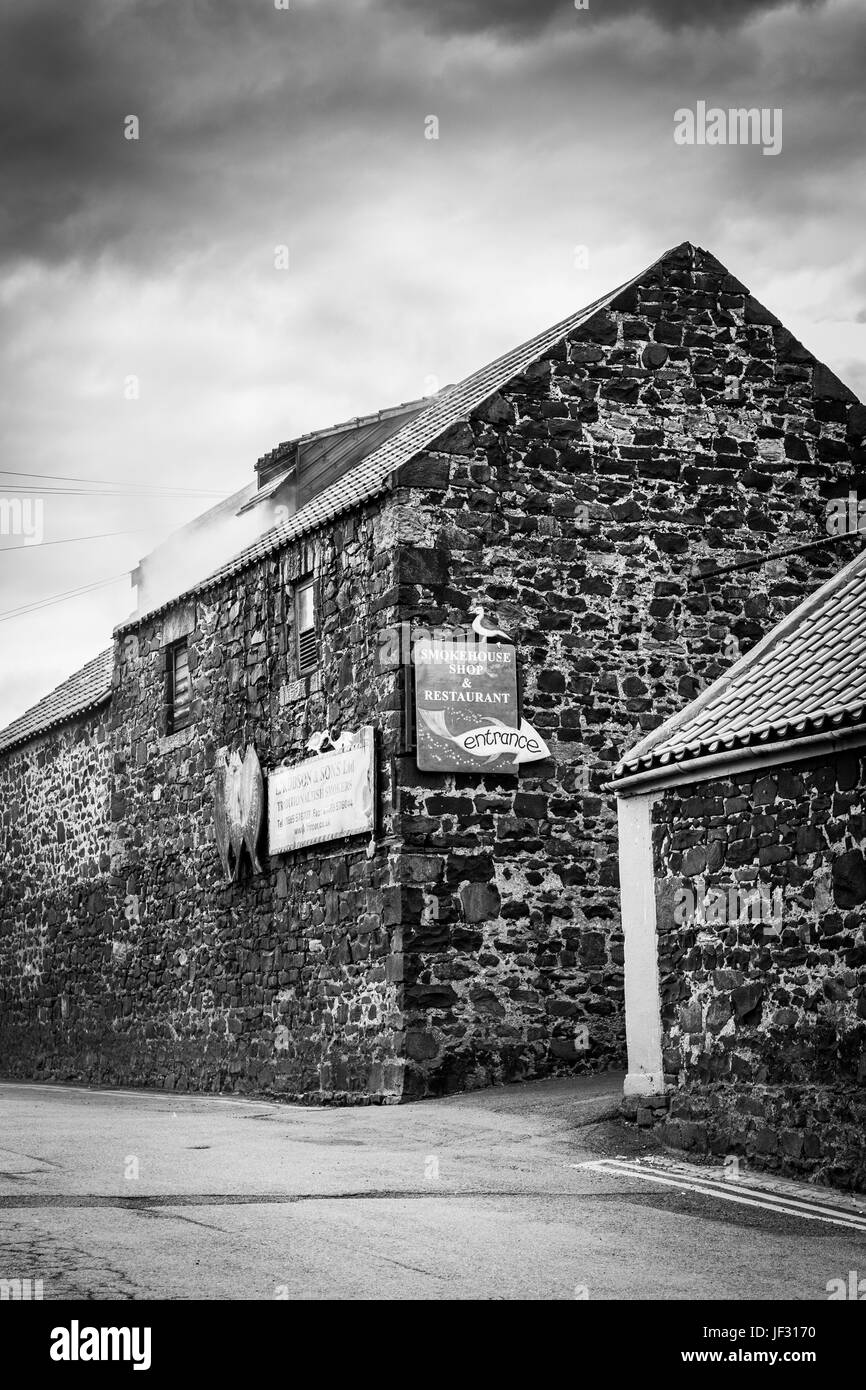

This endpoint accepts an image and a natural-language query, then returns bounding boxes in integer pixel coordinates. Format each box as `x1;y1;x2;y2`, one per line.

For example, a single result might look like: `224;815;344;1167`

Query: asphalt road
0;1075;862;1300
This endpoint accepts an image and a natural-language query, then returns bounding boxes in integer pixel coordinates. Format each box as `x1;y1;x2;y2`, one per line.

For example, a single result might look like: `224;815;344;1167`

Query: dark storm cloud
0;0;371;266
379;0;827;39
0;2;171;263
0;0;862;727
0;0;851;270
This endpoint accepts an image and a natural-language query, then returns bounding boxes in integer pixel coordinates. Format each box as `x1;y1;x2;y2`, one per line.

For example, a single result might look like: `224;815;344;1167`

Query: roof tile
115;263;648;634
0;648;113;756
616;547;866;780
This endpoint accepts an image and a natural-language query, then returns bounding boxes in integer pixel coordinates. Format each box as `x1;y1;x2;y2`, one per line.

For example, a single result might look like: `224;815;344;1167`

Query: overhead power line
0;484;226;500
0;573;128;624
0;529;151;553
0;468;226;497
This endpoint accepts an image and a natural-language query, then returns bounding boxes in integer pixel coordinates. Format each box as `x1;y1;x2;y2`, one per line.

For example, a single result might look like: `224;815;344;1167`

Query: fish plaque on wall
213;761;232;882
240;745;264;872
213;744;264;882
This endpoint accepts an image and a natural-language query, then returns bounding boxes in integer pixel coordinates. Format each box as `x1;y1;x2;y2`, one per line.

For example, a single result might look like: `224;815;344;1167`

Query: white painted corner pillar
617;792;665;1097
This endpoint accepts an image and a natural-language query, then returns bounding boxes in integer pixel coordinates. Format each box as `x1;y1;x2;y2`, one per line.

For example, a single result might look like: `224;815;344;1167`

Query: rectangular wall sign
268;727;374;854
413;638;524;774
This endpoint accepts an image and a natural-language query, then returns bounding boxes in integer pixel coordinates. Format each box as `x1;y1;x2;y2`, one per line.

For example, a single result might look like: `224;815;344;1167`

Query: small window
295;578;318;674
166;639;191;733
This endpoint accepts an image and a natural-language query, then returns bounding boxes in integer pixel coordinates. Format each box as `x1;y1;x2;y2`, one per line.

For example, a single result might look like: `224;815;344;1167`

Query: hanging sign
413;638;550;773
268;726;375;854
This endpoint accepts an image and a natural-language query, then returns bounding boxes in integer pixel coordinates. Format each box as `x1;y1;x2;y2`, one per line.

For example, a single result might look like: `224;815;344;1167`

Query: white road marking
636;1156;866;1217
574;1158;866;1234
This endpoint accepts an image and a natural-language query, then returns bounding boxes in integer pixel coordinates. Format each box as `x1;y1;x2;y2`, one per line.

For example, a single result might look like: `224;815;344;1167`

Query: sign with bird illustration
413;613;550;773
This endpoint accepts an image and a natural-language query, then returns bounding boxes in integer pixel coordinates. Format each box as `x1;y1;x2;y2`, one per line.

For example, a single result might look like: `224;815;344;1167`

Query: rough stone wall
390;242;863;1098
0;502;408;1101
649;750;866;1190
0;711;113;1074
2;242;864;1107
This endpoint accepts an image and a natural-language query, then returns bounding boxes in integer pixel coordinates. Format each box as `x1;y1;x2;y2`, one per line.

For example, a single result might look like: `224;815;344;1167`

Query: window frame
295;576;319;675
165;638;192;734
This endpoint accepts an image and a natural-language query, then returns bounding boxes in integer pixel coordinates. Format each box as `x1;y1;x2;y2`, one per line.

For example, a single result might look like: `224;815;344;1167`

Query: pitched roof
613;547;866;786
245;394;433;507
115;251;652;635
0;648;113;756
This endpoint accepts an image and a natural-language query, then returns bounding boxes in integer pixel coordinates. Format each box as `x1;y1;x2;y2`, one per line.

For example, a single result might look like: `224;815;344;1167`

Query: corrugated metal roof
242;396;431;513
114;260;639;636
614;547;866;782
0;648;113;756
5;256;644;751
296;407;430;507
253;394;436;484
236;465;295;511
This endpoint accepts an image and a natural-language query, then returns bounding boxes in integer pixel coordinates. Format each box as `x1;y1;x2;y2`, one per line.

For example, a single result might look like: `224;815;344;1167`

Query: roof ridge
0;646;114;756
257;391;442;464
116;243;689;636
619;546;866;774
615;545;866;782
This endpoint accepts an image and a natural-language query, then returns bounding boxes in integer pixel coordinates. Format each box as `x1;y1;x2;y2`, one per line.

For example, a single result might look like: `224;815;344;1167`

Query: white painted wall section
617;792;665;1097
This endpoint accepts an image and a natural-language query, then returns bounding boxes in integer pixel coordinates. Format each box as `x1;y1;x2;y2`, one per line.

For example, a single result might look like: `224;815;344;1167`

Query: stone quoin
0;241;863;1116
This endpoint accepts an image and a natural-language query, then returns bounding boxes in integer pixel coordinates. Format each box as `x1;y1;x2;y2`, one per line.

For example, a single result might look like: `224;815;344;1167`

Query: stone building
1;240;864;1104
613;548;866;1188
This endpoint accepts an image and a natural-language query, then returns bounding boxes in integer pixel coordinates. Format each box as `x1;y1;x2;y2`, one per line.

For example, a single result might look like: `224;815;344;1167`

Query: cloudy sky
1;0;864;726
